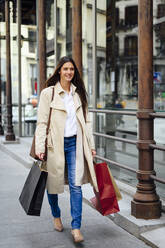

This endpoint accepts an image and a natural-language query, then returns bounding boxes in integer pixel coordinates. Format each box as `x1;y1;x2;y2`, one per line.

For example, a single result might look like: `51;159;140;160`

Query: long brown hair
45;56;88;121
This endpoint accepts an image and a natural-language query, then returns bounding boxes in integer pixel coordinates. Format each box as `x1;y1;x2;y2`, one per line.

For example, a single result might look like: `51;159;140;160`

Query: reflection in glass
94;0;138;190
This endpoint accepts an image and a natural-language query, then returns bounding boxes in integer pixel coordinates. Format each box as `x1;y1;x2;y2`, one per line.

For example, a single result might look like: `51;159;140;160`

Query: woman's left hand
91;149;96;157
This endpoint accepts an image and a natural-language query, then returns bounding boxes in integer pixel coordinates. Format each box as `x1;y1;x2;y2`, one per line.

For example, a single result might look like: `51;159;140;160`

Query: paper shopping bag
19;161;48;216
90;162;121;216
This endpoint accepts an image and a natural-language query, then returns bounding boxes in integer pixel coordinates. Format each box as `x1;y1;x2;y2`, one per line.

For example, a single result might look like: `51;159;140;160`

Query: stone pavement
0;137;164;248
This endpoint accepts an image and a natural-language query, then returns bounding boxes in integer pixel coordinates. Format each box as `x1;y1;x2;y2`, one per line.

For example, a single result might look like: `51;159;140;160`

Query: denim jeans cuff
71;225;81;229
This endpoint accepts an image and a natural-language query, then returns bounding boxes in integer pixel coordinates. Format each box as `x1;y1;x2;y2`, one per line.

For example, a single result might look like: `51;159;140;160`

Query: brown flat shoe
71;229;84;243
53;218;63;232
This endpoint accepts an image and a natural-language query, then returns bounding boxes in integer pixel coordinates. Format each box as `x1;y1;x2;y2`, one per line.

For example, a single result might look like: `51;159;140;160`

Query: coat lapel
50;92;66;111
73;93;82;112
50;83;66;111
71;83;82;111
49;82;81;112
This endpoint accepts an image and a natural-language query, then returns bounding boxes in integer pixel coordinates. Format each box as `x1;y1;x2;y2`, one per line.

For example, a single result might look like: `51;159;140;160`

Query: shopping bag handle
33;160;47;172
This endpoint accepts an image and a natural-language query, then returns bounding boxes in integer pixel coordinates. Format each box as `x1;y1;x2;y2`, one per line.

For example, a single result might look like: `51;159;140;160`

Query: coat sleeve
35;89;50;154
86;109;95;150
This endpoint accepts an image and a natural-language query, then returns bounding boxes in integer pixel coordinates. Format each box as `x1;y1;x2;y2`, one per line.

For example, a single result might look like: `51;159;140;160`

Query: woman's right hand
36;153;45;161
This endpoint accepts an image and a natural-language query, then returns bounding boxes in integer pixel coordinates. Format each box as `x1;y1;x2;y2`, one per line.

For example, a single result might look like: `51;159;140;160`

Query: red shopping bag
90;162;120;216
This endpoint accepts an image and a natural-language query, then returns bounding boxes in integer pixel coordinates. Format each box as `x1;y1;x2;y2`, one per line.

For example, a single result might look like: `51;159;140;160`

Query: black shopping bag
19;161;48;216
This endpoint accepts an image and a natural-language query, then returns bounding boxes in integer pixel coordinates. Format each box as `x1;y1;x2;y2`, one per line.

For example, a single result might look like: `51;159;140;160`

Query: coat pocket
47;130;54;149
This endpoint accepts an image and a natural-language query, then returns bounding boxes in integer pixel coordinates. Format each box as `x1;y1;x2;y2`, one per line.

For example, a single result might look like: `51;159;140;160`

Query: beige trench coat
35;82;98;194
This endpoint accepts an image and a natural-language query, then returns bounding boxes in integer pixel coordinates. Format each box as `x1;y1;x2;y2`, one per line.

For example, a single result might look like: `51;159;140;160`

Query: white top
62;87;77;137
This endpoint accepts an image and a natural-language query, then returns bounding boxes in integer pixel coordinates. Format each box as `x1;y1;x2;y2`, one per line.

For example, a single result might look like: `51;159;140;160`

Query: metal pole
72;0;82;77
38;0;46;93
36;0;41;103
105;0;117;138
92;0;97;110
110;0;117;105
36;0;39;98
92;0;97;133
17;0;22;137
54;0;57;67
0;17;4;135
5;0;15;141
131;0;161;219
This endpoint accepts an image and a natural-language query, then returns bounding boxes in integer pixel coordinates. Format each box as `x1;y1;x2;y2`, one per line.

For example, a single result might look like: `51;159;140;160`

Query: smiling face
59;62;75;83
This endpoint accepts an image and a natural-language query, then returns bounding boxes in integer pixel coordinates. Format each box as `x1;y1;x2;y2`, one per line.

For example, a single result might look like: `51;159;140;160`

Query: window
22;1;36;25
106;8;119;32
106;36;119;58
125;36;138;56
29;64;37;95
46;0;54;27
66;0;72;30
157;4;165;18
0;4;5;22
57;7;61;35
47;5;61;33
106;5;119;60
125;6;138;26
57;43;62;62
116;8;119;27
66;0;72;54
12;0;17;23
28;29;36;53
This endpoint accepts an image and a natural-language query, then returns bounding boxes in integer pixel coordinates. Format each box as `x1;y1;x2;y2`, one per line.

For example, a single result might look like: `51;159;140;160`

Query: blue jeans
47;135;83;229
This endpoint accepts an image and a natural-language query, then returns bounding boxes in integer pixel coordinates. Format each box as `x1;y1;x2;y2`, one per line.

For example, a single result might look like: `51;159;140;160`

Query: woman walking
35;56;98;243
